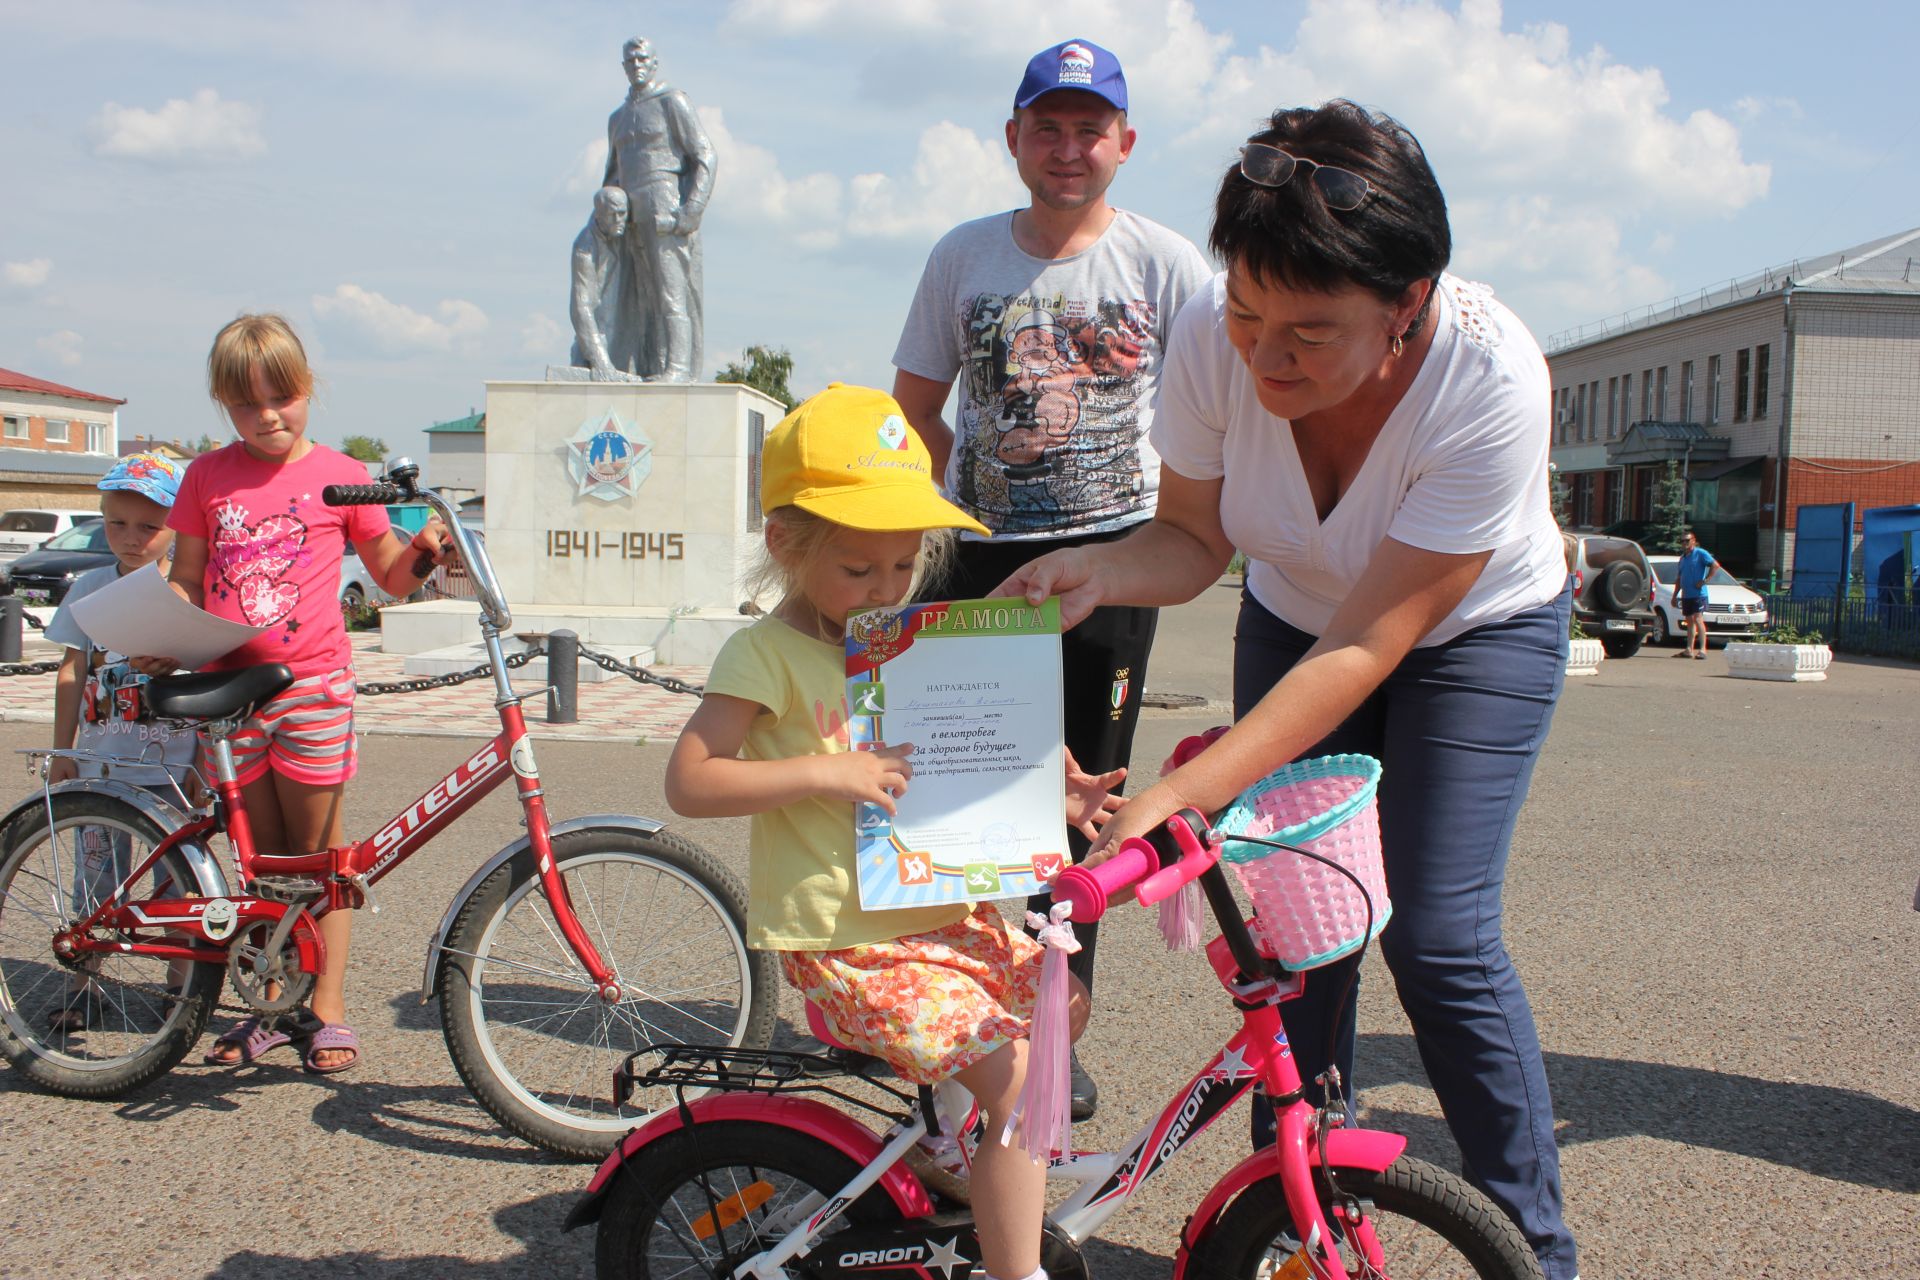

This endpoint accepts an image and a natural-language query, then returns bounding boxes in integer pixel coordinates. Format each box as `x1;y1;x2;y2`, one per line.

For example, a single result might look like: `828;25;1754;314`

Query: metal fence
1763;592;1920;661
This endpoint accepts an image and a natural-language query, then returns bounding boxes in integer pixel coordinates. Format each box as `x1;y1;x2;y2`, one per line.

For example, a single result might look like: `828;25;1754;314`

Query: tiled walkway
0;629;707;743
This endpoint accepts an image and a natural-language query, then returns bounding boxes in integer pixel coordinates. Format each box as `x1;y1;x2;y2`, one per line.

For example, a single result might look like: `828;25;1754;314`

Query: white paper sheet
66;562;268;670
845;597;1067;910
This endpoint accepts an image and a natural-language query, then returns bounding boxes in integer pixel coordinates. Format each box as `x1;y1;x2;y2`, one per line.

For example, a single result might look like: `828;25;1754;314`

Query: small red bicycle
569;804;1543;1278
0;462;777;1159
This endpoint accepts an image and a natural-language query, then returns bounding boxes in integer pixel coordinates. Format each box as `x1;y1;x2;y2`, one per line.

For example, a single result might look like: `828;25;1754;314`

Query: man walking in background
891;37;1212;1118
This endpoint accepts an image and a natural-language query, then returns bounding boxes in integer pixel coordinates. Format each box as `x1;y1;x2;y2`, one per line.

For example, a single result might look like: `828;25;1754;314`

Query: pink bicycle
0;462;777;1158
567;805;1543;1279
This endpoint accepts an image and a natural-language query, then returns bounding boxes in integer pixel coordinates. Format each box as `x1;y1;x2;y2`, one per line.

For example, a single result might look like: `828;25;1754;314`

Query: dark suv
1562;533;1656;658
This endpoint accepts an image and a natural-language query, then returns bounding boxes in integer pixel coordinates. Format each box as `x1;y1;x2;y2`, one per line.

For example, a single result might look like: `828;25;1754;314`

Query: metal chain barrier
356;644;546;696
0;660;62;677
576;643;705;697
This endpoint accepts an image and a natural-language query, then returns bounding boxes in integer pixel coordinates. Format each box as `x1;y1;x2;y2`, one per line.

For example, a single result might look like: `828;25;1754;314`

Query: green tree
1647;460;1691;553
189;433;222;455
1548;465;1572;529
715;345;797;410
340;435;389;463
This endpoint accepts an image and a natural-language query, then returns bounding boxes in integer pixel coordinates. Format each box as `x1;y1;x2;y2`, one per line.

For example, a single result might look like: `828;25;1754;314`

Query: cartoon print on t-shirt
210;498;311;629
956;291;1158;535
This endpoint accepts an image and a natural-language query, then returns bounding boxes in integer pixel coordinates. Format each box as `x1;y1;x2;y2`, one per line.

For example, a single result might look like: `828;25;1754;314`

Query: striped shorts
225;667;358;787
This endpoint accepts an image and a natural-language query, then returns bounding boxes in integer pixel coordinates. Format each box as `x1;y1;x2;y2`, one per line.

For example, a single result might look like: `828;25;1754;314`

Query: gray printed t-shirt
46;563;199;787
892;209;1212;540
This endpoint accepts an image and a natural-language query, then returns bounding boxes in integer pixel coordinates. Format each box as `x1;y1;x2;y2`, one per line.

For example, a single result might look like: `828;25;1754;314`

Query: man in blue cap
891;38;1211;1118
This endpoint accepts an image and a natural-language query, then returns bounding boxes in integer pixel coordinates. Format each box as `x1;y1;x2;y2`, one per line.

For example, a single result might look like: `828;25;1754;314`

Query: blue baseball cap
98;452;183;507
1014;39;1127;112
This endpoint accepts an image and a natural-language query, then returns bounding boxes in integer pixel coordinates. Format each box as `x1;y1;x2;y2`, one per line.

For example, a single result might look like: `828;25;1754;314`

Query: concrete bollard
0;596;21;664
547;629;578;724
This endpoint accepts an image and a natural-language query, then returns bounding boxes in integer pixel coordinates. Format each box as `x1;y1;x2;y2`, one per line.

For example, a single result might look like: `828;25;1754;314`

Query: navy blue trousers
1239;588;1577;1280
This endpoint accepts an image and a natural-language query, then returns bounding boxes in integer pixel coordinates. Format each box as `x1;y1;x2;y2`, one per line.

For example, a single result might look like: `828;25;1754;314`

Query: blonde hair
748;506;956;639
207;313;314;406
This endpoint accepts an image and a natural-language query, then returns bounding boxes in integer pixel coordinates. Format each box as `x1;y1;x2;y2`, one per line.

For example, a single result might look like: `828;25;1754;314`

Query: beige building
0;367;122;458
1546;226;1920;577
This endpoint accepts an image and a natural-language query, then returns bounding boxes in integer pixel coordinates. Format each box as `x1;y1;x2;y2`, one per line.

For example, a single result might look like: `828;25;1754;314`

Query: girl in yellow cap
666;384;1119;1280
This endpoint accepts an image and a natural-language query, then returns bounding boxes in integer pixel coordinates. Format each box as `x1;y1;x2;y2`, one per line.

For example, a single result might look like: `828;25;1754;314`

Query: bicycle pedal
248;875;324;902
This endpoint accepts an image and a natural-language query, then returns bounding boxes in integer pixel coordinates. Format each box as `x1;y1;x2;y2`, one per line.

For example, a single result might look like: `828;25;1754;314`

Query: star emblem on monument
565;411;653;501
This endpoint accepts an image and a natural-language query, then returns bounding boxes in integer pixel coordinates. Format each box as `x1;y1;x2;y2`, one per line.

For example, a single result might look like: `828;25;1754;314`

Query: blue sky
3;1;1916;474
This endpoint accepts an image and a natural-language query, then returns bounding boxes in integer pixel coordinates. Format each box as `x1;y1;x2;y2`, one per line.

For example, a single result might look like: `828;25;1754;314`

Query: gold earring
1391;333;1405;358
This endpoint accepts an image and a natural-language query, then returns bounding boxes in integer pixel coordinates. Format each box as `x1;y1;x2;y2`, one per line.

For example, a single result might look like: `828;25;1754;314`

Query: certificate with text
845;597;1066;911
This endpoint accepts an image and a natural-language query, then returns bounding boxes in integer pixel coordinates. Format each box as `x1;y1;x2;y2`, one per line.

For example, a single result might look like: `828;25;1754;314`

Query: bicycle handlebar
321;482;405;506
1052;808;1218;924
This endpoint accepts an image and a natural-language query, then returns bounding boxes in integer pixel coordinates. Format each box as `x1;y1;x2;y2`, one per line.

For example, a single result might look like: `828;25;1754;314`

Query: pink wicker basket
1212;755;1389;970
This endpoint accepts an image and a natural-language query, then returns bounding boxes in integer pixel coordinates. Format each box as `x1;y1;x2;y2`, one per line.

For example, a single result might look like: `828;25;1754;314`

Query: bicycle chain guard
228;916;316;1014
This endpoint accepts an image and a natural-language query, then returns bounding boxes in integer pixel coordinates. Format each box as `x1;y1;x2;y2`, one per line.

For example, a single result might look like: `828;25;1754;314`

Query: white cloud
92;88;265;164
4;259;52;289
560;138;611;201
520;312;569;359
312;285;487;354
1734;95;1804;122
699;107;1017;249
847;121;1023;240
36;330;83;368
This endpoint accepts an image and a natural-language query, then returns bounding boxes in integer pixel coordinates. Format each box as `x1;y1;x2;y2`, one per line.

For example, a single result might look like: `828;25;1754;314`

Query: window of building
1707;355;1721;423
1606;377;1619;439
1569;385;1581;438
1754;344;1770;419
86;422;110;453
1680;361;1694;422
1734;348;1751;422
1655;367;1668;419
1;415;24;440
1621;373;1632;431
44;419;70;444
1641;368;1653;419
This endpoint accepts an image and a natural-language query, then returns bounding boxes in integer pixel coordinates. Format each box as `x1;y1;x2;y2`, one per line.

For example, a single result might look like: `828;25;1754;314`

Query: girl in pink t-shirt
138;313;454;1074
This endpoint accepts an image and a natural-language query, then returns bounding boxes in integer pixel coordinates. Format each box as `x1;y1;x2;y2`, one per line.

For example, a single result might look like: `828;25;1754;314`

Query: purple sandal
205;1012;316;1066
303;1022;360;1075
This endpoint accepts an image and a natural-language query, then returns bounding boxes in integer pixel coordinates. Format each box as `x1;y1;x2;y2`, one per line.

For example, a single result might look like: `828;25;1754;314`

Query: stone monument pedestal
381;380;786;665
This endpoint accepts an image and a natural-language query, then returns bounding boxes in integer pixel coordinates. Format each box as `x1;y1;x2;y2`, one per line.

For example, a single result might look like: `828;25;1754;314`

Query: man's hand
1064;748;1126;840
821;744;916;814
127;656;179;677
47;756;77;786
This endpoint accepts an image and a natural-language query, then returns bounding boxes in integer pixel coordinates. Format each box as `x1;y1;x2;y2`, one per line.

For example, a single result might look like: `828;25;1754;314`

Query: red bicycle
0;462;777;1158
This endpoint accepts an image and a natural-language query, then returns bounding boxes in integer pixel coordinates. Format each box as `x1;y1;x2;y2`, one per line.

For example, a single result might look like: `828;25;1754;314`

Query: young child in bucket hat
665;384;1124;1280
41;452;197;1033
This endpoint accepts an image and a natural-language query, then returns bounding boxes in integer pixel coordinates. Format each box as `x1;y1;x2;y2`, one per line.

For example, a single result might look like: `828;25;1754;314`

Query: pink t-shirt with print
169;443;391;676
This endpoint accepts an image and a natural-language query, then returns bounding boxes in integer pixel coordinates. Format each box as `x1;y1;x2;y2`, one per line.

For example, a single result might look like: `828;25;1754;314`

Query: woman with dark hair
1000;100;1578;1279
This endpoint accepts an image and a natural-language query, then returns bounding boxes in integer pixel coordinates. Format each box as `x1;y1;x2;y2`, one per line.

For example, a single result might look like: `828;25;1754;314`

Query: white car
339;551;399;617
1648;555;1769;647
0;509;99;567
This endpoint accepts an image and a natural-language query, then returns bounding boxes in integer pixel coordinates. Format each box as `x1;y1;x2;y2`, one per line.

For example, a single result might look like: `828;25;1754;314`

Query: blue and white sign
565;411;653;502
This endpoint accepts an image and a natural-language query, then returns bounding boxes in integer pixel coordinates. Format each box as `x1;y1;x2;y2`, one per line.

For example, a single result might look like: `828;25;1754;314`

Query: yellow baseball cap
760;384;990;536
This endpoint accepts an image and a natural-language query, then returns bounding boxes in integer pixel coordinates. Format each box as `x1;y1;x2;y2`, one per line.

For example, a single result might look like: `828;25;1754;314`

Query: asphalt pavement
0;578;1915;1278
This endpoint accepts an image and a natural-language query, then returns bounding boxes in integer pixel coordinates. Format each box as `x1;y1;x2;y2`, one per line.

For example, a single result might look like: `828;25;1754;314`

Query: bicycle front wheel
1185;1155;1544;1280
0;791;223;1097
439;826;777;1159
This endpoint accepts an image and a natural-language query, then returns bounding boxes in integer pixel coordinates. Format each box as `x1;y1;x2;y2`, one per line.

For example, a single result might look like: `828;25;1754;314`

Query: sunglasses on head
1238;141;1373;211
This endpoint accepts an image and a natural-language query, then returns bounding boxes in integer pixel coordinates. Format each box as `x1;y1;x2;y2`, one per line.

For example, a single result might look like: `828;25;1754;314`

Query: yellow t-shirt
706;616;970;951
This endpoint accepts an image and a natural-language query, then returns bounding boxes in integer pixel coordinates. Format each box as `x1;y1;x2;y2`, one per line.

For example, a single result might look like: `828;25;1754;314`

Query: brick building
1545;226;1920;577
0;367;126;506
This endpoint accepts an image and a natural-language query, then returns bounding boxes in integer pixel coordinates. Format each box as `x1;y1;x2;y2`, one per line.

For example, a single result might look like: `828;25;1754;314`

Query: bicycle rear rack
615;1042;921;1123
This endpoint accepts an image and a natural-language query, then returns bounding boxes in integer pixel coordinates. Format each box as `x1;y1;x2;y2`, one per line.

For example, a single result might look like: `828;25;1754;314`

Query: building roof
1607;420;1733;467
0;448;118;478
117;438;197;459
0;367;126;407
425;411;485;434
1549;225;1920;354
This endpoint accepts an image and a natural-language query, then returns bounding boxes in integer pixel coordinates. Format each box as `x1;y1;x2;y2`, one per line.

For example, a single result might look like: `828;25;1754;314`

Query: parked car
1647;555;1768;646
3;520;115;605
1563;532;1657;658
7;531;395;617
0;509;100;570
339;551;400;618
